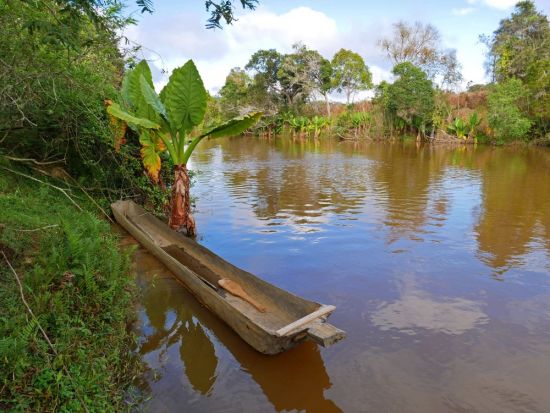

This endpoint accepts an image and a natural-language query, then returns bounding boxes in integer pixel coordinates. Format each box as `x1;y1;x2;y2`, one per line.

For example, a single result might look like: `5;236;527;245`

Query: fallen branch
31;167;114;224
66;175;114;224
0;224;59;232
0;166;83;212
3;156;65;166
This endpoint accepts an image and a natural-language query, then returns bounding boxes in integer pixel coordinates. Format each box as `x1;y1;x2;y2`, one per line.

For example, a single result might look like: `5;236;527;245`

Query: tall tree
277;43;329;110
316;59;334;116
331;49;372;104
482;1;549;82
487;79;532;141
481;0;549;132
379;21;462;89
385;62;435;135
245;49;284;104
219;67;253;117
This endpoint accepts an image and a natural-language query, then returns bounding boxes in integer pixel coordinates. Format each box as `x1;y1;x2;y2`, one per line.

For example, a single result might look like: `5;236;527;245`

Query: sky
122;0;550;99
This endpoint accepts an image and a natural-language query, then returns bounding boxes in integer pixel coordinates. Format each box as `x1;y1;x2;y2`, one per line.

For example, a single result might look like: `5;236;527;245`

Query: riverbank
0;160;140;411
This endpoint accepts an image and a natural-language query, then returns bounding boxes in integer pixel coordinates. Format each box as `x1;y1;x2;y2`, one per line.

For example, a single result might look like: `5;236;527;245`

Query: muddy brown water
123;137;550;413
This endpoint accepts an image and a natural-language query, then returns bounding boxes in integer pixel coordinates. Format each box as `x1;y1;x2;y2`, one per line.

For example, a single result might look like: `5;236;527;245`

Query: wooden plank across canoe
112;200;345;355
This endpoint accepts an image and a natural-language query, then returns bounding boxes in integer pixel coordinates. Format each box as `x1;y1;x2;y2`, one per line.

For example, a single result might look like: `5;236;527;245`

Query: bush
487;79;532;142
0;164;140;411
0;1;167;210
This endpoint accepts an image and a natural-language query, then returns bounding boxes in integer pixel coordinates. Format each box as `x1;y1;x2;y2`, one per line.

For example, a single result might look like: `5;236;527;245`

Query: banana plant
467;112;482;141
447;117;469;140
106;60;261;236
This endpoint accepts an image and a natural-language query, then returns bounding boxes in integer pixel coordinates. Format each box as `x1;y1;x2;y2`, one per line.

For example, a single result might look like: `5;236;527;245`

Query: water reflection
473;148;550;273
126;138;550;413
191;139;550;280
137;259;218;396
371;274;489;335
131;245;341;412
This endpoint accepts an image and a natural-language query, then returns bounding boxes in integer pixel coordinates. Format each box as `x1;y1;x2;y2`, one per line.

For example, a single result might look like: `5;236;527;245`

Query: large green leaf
124;60;161;124
107;102;160;129
125;60;153;110
139;75;167;119
182;112;262;164
161;60;207;133
202;112;262;139
121;72;132;107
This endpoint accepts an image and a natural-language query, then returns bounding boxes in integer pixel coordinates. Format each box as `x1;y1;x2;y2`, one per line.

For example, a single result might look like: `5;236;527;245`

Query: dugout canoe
112;200;345;355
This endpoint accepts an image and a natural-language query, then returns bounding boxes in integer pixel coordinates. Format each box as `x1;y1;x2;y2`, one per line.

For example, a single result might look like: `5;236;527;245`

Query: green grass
0;161;140;411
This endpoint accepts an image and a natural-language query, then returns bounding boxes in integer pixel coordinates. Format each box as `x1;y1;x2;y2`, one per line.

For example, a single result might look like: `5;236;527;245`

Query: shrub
487;79;532;141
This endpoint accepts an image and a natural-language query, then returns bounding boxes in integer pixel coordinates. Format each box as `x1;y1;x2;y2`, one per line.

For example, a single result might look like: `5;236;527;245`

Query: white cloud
467;0;517;10
452;7;476;16
371;275;489;335
123;4;487;96
227;6;339;50
124;6;342;92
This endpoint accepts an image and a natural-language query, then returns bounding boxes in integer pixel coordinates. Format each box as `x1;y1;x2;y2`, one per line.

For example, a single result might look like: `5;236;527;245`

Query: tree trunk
169;164;196;236
324;95;331;117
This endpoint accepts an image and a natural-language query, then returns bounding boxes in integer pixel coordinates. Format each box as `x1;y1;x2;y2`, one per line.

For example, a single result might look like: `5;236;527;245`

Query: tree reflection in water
134;256;341;412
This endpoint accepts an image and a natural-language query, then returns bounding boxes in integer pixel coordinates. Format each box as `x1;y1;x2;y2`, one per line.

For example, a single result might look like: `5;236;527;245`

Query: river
125;137;550;413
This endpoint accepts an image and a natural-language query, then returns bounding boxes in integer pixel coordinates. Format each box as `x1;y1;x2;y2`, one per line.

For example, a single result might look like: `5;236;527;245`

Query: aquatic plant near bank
106;60;261;236
447;118;469;140
467;112;482;141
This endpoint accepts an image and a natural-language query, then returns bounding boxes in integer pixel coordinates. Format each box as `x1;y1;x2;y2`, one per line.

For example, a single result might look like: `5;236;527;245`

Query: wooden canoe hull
112;200;345;355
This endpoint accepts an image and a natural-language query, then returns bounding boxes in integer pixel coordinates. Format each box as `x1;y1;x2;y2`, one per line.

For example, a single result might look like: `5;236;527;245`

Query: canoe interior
118;201;321;333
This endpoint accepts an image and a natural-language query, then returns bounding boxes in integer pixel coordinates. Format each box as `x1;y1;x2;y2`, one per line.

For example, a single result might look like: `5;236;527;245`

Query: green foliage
0;166;140;411
484;1;549;83
219;68;253;118
483;1;549;135
134;0;259;29
467;112;482;140
0;0;163;209
184;112;263;162
108;60;261;174
245;49;284;108
204;0;259;29
384;62;435;134
488;79;532;141
241;46;336;113
162;61;208;134
331;49;373;104
447;118;469;139
332;111;372;138
0;0;126;158
107;102;160;129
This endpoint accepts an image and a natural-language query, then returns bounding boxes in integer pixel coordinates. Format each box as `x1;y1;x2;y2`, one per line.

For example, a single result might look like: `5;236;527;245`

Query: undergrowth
0;162;141;411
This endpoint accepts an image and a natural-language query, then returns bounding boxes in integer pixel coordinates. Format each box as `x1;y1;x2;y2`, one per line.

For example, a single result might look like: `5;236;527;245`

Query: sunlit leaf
139;75;167;119
139;130;163;182
107;102;160;129
201;112;262;139
125;60;153;109
108;114;127;152
183;112;262;164
161;60;207;133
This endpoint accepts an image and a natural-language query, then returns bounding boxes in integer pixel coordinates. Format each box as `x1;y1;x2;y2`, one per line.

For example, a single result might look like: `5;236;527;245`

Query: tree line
216;1;548;143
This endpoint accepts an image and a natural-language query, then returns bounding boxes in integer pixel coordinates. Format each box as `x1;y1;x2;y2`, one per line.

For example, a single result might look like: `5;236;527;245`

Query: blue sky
123;0;550;98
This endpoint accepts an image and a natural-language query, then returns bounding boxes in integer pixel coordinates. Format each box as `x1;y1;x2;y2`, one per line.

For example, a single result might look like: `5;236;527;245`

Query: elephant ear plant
106;60;261;236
